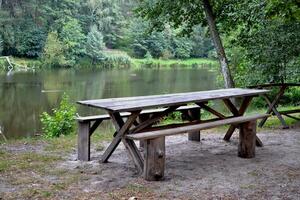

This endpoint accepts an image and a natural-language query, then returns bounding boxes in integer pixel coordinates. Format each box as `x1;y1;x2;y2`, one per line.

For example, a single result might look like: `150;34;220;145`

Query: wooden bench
76;105;201;161
126;114;269;181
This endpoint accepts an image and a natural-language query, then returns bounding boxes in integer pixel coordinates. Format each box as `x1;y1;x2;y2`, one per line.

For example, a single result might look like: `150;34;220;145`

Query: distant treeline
0;0;214;68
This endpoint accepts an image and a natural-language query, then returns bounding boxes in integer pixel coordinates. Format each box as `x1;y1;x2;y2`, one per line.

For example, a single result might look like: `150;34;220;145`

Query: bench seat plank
126;114;269;140
76;105;201;122
278;109;300;115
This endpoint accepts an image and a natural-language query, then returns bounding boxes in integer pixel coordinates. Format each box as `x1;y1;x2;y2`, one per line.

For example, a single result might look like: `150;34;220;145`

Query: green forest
0;0;299;86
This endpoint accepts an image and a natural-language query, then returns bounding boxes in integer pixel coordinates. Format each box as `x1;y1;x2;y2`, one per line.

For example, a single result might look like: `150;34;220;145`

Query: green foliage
40;94;76;138
42;32;67;68
190;26;214;58
60;18;86;65
0;35;3;55
86;25;106;62
126;18;212;59
0;0;214;67
101;53;132;69
16;23;46;58
172;37;193;59
216;0;300;85
86;0;125;48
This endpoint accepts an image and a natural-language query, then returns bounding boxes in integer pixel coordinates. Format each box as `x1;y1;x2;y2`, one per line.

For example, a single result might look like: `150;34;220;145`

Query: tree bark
202;0;235;89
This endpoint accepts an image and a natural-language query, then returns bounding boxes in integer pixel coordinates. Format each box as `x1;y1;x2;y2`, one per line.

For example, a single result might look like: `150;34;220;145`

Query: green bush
40;94;76;138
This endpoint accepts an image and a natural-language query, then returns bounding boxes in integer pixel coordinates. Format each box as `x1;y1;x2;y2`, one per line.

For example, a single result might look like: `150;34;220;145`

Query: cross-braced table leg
222;97;263;147
101;111;144;173
259;85;288;128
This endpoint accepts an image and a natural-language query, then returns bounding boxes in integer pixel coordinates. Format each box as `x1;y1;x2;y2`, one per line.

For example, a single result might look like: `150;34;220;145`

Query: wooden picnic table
77;88;268;180
249;83;300;128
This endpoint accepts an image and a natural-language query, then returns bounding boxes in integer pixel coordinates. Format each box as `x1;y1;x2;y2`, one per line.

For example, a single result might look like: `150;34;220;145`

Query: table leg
143;137;165;181
223;96;252;141
261;93;288;128
259;85;287;127
223;97;262;146
137;114;151;150
238;120;256;158
101;111;140;163
187;108;201;141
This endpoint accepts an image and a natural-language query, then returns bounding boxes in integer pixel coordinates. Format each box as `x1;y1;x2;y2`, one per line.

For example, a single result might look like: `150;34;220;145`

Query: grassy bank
0;54;218;72
132;58;218;67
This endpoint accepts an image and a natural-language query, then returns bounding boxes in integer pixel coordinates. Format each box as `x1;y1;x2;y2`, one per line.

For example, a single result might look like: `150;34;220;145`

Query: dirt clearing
1;127;300;199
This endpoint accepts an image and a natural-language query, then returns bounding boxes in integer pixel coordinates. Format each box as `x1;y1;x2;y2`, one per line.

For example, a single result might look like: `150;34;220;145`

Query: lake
0;66;218;139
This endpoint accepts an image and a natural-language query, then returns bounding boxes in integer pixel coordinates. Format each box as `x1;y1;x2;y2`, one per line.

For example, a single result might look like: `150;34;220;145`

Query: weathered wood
76;105;200;122
256;136;263;147
223;96;253;141
196;102;226;119
129;106;179;134
262;94;288;128
126;114;269;140
283;114;300;121
143;137;165;181
223;99;239;116
101;111;140;163
123;139;144;174
238;121;256;158
78;121;90;161
78;88;268;112
279;109;300;115
248;83;300;88
187;108;201;141
137;114;151;150
259;86;287;127
89;119;103;136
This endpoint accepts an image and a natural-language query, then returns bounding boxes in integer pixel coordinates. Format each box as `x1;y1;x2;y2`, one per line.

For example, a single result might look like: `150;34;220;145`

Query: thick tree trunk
202;0;235;89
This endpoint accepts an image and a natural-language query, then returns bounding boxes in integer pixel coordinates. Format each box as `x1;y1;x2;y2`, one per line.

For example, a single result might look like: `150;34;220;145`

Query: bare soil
1;126;300;200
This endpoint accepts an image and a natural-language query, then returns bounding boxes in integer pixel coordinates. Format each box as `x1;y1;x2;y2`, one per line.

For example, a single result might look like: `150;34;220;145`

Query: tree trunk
202;0;235;89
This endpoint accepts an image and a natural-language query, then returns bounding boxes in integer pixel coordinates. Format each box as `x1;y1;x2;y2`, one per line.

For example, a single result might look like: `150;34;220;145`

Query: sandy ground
1;126;300;199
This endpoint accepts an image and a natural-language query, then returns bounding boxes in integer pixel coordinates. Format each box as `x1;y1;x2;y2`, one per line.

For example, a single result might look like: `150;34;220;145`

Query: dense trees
0;0;214;66
0;0;298;86
214;0;300;85
137;0;300;86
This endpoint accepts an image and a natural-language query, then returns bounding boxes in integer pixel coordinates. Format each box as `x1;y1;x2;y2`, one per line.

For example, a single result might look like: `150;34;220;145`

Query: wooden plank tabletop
248;83;300;88
78;88;269;112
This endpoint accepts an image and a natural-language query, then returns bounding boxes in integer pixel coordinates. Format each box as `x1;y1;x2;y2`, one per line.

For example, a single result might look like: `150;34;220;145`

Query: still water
0;67;218;139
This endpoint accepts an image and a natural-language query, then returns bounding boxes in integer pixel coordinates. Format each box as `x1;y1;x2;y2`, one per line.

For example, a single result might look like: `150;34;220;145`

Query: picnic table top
78;88;269;112
248;83;300;88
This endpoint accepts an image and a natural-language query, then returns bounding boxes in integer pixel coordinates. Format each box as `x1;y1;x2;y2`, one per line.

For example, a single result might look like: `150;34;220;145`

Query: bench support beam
144;137;165;181
238;120;256;158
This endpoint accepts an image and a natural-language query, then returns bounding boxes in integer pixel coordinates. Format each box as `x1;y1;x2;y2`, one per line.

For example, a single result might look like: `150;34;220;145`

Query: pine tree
86;25;106;63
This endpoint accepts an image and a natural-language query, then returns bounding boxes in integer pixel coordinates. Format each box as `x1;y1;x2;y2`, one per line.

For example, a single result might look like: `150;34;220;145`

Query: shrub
42;32;68;68
100;53;132;69
40;94;76;138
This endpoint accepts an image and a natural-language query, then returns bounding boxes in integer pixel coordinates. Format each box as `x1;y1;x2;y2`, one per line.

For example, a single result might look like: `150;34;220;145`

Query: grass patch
0;150;61;173
44;134;77;153
132;58;218;68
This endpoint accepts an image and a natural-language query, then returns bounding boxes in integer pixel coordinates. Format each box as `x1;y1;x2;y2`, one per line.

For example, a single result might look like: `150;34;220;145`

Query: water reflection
0;67;217;139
